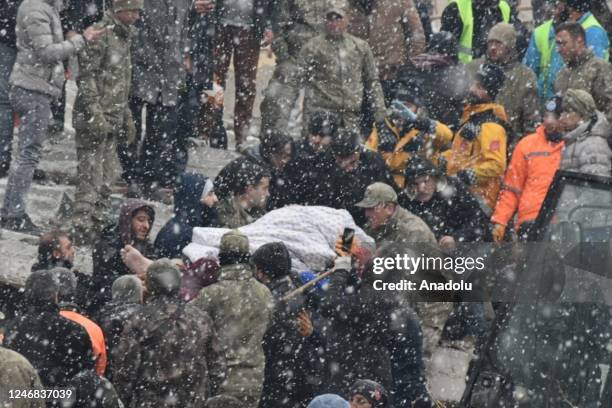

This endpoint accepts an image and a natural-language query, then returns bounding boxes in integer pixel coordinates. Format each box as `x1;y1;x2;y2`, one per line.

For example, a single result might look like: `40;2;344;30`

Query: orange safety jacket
491;125;564;228
60;310;108;375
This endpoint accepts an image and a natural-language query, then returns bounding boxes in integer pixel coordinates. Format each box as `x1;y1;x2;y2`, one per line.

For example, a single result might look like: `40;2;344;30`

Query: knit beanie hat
488;22;517;51
307;394;350;408
330;129;360;157
112;275;144;303
562;88;597;118
309;111;341;138
404;156;441;184
113;0;144;12
219;230;250;255
349;380;389;408
475;63;506;99
26;270;59;305
146;259;182;297
252;242;292;279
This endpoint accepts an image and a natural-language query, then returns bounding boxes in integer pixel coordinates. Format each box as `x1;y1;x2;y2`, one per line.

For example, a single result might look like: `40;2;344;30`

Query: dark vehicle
462;170;612;407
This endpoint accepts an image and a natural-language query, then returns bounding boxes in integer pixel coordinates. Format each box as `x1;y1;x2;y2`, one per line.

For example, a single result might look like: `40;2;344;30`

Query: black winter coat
319;147;396;226
155;172;217;259
90;200;157;314
4;303;92;388
318;268;431;407
0;0;20;48
260;277;320;408
282;140;337;206
399;177;491;242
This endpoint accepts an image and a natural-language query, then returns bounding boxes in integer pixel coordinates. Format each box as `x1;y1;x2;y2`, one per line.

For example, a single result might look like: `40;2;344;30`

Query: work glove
457;168;477;186
333;256;352;272
437;155;448;174
335;236;358;257
491;223;507;242
459;122;480;141
413;116;437;134
377;123;397;152
296;310;313;337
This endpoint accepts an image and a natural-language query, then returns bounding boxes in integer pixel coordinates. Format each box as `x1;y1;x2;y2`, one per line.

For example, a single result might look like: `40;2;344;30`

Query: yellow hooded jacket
366;118;453;187
442;103;509;209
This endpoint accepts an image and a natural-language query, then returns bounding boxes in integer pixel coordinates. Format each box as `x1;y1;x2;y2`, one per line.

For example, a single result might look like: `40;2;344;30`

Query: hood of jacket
461;102;509;124
563;111;611;145
118;199;155;246
173;172;214;226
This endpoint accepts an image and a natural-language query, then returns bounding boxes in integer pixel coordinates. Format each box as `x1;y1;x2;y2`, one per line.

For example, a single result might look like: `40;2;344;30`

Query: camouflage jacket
467;57;539;144
0;347;45;408
216;195;265;229
190;263;274;399
74;11;134;137
271;0;328;62
365;205;437;248
112;297;226;408
297;32;386;121
555;50;612;123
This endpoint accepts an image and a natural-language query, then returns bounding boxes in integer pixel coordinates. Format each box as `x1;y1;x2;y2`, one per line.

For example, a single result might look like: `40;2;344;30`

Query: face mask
546;131;563;142
466;92;485;105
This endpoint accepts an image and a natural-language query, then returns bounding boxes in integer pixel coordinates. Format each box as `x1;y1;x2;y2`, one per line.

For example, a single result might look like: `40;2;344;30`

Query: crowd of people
1;0;612;406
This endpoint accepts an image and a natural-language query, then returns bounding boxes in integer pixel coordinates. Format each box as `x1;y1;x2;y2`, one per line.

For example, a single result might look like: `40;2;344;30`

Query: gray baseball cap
355;182;397;208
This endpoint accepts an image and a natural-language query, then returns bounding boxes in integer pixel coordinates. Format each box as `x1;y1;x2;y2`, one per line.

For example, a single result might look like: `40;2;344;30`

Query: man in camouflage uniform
467;23;540;146
215;160;271;228
260;0;329;133
356;182;437;247
113;259;226;407
190;231;274;407
295;3;386;135
71;0;142;241
554;22;612;122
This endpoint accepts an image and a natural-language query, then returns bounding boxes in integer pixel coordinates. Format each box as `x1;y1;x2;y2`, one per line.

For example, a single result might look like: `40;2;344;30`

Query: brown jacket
347;0;425;80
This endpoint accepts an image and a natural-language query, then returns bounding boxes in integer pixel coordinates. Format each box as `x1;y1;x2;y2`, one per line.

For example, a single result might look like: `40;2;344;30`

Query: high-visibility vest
453;0;511;63
534;15;609;97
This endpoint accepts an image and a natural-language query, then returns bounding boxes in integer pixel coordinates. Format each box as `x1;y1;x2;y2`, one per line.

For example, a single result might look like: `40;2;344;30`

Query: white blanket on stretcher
183;205;374;272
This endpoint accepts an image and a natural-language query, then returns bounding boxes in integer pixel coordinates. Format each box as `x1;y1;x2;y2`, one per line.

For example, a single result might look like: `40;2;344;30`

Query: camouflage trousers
260;57;301;135
72;129;117;234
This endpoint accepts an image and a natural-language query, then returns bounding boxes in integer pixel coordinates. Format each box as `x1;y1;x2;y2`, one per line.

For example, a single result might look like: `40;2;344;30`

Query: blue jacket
155;172;217;259
523;12;609;101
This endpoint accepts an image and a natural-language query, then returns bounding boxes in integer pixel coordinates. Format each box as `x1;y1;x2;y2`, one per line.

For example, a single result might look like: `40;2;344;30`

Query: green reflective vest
453;0;511;63
534;15;609;97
